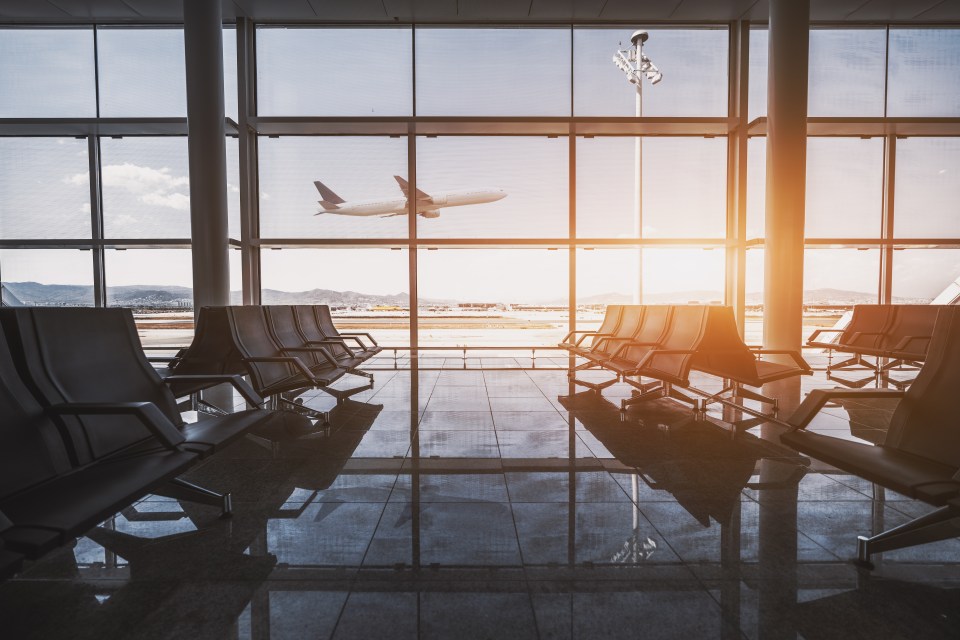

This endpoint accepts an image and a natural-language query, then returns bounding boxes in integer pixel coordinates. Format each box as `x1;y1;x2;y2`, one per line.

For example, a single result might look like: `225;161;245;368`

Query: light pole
613;31;662;303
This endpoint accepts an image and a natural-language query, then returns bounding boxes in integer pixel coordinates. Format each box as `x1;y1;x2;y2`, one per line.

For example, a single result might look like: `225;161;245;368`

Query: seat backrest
170;306;246;377
841;305;895;348
884;306;960;468
293;305;350;359
0;326;74;501
598;305;642;354
3;308;182;464
639;305;709;385
617;305;672;363
879;305;942;360
264;305;324;368
226;306;299;392
589;305;623;347
314;306;340;338
690;306;758;382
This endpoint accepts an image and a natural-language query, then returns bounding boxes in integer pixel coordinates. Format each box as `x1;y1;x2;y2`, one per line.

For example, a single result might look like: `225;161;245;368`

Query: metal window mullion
88;135;106;307
880;134;896;304
408;26;418;358
237;18;261;305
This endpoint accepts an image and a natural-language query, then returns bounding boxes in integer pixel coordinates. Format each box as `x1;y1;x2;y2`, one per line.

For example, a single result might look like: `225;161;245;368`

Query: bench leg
856;505;960;567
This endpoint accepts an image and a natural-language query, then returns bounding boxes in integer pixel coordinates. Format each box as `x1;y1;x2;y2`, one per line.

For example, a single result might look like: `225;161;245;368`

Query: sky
1;26;959;303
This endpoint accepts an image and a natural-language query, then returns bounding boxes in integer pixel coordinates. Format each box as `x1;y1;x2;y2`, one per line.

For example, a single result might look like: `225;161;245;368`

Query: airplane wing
380;212;407;218
393;175;433;202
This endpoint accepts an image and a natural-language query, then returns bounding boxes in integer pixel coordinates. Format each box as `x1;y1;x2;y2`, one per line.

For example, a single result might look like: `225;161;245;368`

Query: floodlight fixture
612;30;663;89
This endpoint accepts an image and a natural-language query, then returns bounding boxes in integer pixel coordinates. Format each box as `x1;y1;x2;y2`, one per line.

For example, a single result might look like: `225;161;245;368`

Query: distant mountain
1;282;450;308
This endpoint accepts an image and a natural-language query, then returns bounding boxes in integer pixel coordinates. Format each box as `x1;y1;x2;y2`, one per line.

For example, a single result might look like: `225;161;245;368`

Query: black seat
293;305;374;366
601;305;673;376
2;308;267;460
0;324;200;562
314;305;381;356
165;306;249;403
568;305;645;392
0;511;24;580
559;304;623;352
781;306;960;565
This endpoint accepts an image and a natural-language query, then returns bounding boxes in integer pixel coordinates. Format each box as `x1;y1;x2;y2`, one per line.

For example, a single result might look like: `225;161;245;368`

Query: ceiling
0;0;958;24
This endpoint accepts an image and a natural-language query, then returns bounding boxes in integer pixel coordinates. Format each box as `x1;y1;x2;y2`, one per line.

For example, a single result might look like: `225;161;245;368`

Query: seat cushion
781;429;959;505
0;447;197;541
181;409;275;457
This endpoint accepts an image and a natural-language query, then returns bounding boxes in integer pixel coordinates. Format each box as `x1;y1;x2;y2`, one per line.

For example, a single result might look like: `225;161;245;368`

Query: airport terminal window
100;137;192;239
642;248;726;304
97;28;187;117
104;248;194;345
804;248;880;314
416;136;567;240
744;248;765;344
747;28;768;121
894;138;960;238
0;249;94;307
226;136;241;240
576;248;641;332
805;137;884;238
416;28;569;116
573;28;728;117
887;29;960;117
0;28;96;118
892;249;960;302
576;137;727;239
0;137;91;239
808;29;886;117
260;248;410;348
258;136;409;240
745;137;766;239
256;27;412;116
417;248;567;347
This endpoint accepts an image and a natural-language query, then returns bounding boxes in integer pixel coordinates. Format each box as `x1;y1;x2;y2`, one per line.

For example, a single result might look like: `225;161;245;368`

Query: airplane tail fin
314;180;345;206
393;175;433;201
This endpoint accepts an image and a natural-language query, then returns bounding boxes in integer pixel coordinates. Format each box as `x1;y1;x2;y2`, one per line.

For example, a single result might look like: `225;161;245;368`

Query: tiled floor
3;360;959;639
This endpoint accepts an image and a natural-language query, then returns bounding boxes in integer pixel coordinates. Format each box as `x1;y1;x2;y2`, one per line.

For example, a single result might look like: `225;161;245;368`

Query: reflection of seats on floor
170;306;374;423
792;577;960;639
807;305;943;383
558;391;805;527
782;306;960;566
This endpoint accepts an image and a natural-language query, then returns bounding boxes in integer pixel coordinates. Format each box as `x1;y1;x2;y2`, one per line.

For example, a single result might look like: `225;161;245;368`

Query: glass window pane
256;27;412;116
0;28;96;117
808;29;886;117
97;28;186;117
574;28;728;117
0;249;94;306
226;136;240;240
417;28;570;116
804;248;880;342
577;137;727;239
258;137;409;239
223;26;238;121
748;28;768;121
261;248;410;347
577;247;640;308
416;137;567;239
745;248;764;344
418;249;567;347
105;248;194;346
894;138;960;238
805;138;883;238
892;249;960;303
888;29;960;117
642;248;726;304
746;137;766;239
0;138;91;239
100;137;191;239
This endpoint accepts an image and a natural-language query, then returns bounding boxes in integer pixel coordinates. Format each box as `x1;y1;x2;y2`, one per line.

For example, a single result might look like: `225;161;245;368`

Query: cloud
65;162;191;211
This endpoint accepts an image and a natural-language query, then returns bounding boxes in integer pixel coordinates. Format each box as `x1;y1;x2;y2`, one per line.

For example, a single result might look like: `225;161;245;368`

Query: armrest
337;334;369;349
48;402;186;449
281;345;341;368
162;374;264;407
305;338;356;358
786;388;905;430
242;356;317;383
341;332;379;347
633;348;698;369
807;328;845;344
561;329;601;343
751;349;813;373
892;334;932;351
576;332;613;347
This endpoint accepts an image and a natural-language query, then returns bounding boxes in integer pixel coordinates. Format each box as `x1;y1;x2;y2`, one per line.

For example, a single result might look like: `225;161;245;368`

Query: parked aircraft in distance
314;176;506;219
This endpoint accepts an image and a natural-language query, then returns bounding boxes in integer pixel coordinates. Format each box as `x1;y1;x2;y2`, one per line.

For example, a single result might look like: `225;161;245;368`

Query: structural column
763;0;810;352
184;0;230;311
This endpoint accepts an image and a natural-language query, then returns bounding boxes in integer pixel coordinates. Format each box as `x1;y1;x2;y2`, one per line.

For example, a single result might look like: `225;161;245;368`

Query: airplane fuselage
320;188;506;217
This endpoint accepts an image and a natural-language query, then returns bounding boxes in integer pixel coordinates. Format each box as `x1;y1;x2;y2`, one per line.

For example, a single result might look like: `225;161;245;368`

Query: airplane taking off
314;176;506;219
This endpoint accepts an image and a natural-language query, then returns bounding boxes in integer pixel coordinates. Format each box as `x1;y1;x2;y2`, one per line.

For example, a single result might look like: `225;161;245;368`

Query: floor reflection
2;364;958;639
